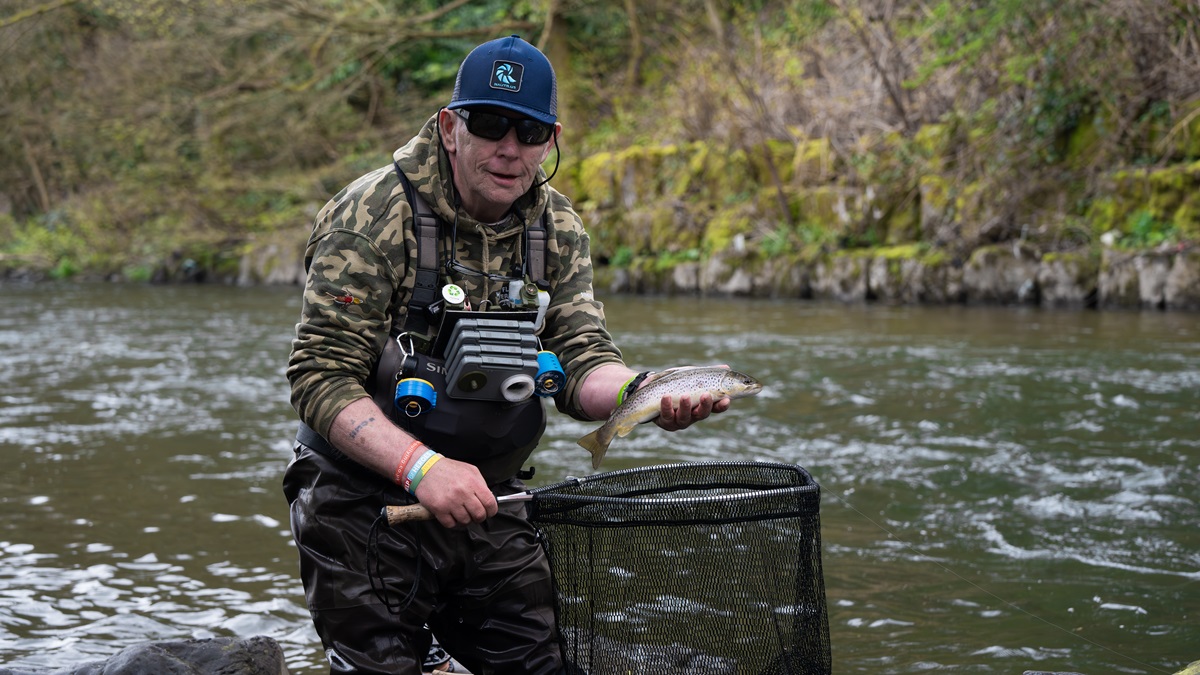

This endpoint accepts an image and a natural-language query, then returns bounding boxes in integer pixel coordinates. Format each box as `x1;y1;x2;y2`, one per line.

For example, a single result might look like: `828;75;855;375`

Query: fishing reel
395;377;437;417
535;350;565;397
392;333;436;417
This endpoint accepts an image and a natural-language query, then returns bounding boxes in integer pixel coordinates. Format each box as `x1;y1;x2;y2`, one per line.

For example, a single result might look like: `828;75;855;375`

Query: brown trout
577;366;763;469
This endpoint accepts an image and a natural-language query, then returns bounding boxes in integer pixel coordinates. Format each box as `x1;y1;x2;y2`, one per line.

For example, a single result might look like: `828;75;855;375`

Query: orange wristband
393;440;425;485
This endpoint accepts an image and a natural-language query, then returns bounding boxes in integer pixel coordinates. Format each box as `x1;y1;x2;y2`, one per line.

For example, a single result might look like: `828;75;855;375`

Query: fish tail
576;427;612;470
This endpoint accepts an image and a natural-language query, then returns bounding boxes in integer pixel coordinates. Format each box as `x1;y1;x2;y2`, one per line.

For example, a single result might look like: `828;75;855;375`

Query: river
0;282;1196;674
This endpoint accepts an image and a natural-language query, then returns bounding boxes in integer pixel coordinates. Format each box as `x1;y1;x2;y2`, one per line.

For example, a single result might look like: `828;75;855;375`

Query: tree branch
829;0;914;134
266;0;522;38
624;0;644;88
0;0;76;30
19;129;50;212
536;0;557;52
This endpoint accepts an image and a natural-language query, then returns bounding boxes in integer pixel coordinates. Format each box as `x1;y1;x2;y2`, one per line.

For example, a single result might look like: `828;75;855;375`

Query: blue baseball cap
448;35;558;125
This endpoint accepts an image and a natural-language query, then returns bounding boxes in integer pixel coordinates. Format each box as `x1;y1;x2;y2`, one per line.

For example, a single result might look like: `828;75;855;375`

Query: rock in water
0;636;289;675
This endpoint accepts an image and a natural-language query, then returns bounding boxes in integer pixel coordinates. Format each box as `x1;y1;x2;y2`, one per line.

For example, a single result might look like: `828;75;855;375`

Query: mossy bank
3;126;1198;311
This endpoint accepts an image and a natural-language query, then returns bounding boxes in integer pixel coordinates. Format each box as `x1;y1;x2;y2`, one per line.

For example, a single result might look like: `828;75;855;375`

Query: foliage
610;245;635;268
1124;210;1179;249
0;0;1198;279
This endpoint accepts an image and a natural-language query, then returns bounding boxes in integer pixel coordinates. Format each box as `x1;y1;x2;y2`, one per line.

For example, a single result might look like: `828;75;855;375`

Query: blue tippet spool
535;350;566;397
395;378;436;417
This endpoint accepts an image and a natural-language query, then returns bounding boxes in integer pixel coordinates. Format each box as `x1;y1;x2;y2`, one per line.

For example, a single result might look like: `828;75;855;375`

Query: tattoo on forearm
348;417;375;440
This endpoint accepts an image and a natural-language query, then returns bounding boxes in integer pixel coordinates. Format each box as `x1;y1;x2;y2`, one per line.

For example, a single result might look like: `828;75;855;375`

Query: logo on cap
490;60;523;93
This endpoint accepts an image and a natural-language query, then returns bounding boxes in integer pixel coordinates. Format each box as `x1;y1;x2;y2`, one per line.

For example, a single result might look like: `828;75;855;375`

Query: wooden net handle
383;492;531;526
384;504;432;525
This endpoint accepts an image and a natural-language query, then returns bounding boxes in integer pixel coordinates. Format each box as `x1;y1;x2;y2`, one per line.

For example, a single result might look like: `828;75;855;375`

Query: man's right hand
412;457;498;528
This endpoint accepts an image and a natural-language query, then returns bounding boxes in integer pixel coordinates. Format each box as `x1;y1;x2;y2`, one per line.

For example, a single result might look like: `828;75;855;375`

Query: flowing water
0;282;1196;674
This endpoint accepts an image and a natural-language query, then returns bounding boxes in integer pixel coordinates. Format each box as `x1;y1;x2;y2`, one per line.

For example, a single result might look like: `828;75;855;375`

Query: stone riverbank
226;230;1199;311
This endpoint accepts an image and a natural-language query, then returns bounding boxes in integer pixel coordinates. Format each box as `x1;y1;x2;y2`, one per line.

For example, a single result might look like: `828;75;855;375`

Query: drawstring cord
366;510;422;615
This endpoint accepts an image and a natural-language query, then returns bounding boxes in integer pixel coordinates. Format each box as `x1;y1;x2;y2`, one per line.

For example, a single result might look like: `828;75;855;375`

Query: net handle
384;504;433;524
384;492;532;526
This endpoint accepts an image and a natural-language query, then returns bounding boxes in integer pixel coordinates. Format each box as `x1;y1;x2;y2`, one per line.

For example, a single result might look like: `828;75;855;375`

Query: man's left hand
654;392;731;432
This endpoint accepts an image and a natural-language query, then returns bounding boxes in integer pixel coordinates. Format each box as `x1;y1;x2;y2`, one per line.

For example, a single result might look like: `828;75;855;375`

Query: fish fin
615;414;655;437
576;428;610;469
647;365;704;380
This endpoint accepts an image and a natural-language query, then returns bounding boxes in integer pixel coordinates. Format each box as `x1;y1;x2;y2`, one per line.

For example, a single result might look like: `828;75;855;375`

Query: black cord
531;132;560;191
366;511;422;615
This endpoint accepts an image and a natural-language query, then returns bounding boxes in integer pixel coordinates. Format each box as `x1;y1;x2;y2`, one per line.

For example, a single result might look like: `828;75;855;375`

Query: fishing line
817;482;1173;674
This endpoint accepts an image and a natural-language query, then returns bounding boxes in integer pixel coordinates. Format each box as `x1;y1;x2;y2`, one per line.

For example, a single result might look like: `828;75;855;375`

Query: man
284;35;732;674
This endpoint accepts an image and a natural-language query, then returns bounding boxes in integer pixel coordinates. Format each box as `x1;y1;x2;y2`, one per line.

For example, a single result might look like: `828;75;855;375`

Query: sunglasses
453;109;555;145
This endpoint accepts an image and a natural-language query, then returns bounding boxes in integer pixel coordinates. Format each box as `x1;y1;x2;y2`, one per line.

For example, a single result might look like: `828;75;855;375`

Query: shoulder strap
527;207;549;287
392;160;551;328
394;162;441;338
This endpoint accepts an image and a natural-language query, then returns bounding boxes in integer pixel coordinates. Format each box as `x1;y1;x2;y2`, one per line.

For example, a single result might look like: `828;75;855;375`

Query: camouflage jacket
287;114;623;440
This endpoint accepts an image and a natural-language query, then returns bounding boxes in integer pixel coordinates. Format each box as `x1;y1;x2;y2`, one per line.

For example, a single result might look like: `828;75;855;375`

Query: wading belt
295;420;345;462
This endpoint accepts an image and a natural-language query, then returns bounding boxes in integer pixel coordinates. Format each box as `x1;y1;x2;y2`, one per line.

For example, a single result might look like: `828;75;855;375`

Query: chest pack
365;168;556;484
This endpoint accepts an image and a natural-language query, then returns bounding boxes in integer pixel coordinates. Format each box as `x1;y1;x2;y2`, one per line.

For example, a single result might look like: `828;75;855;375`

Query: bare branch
265;0;528;38
536;0;557;52
624;0;644;88
0;0;77;30
828;0;913;133
19;129;50;212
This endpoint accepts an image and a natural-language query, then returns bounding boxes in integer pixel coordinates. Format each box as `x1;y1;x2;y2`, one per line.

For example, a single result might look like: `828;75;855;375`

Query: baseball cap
448;35;557;125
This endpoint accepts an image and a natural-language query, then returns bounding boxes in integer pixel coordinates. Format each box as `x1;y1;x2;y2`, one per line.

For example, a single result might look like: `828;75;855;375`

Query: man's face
440;107;559;223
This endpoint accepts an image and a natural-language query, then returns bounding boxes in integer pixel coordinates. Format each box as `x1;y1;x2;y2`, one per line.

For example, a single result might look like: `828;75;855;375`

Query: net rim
530;460;817;497
525;460;821;527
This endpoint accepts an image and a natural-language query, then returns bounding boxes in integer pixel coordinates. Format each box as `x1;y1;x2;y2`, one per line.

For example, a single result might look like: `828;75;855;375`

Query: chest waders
296;168;552;485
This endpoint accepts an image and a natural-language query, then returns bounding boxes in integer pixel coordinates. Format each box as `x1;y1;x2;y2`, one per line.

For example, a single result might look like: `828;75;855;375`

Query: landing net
527;461;831;675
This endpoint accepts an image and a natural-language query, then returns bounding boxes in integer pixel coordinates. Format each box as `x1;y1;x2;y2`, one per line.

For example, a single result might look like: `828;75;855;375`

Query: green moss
953;180;988;224
793;136;836;184
750;139;797;185
1042;249;1100;266
1085;196;1125;236
1178;101;1200;160
610;246;634;267
51;256;80;280
704;146;755;200
658;143;696;198
789;186;843;229
1063;109;1114;169
1175;192;1200;239
1087;161;1199;241
651;247;702;272
1147;164;1191;215
581;208;631;260
575;150;619;207
884;198;920;244
1041;249;1101;288
1122;210;1178;248
873;244;923;260
918;174;954;223
912;123;950;164
648;205;703;252
687;143;713;186
702;204;755;254
966;244;1005;267
123;264;155;283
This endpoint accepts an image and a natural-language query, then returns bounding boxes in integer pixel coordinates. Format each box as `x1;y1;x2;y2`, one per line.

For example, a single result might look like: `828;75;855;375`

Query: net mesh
527;461;830;675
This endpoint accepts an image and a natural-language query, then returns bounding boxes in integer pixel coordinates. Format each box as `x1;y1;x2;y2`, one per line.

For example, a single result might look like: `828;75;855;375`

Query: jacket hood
392;113;551;236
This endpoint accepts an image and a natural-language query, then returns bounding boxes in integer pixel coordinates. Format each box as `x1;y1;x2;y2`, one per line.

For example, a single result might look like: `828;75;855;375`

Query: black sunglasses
453;109;554;145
